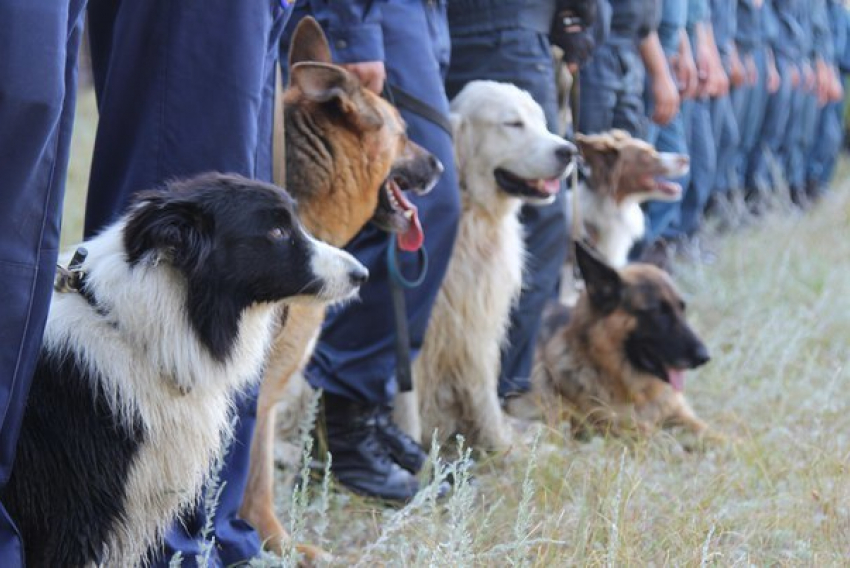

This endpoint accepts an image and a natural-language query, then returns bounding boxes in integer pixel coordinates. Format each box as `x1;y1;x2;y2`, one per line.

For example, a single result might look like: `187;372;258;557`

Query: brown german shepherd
534;241;711;439
240;17;441;560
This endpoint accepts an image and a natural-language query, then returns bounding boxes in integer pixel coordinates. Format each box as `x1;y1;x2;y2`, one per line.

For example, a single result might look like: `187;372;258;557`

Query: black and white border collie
1;173;368;567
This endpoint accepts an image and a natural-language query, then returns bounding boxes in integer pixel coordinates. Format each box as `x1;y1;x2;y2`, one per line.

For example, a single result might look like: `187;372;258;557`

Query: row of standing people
2;0;847;566
622;0;849;265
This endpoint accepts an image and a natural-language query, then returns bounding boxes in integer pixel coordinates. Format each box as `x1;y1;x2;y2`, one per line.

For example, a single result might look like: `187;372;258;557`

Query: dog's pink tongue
398;204;424;252
542;178;561;195
667;368;686;392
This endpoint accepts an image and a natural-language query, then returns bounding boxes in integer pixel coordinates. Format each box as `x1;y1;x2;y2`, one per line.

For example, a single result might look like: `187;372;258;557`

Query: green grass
64;85;850;566
62;87;97;249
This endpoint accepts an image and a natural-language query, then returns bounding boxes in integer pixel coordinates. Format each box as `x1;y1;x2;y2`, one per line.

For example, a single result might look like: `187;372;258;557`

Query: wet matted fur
0;174;366;567
240;17;441;558
534;242;711;438
394;81;574;450
573;129;689;267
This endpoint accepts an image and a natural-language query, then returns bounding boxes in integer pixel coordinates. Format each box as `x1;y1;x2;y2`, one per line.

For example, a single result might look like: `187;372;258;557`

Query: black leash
383;83;453;137
381;82;446;392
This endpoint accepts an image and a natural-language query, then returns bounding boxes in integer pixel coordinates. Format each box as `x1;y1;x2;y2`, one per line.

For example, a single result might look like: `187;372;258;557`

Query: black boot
375;404;428;474
317;393;419;502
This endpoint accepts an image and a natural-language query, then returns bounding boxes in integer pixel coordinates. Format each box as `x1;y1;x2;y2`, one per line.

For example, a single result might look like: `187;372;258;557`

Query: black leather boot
375;404;428;474
316;393;419;502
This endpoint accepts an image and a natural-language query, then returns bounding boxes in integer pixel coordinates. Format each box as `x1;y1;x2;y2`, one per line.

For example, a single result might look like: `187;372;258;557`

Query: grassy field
64;87;850;566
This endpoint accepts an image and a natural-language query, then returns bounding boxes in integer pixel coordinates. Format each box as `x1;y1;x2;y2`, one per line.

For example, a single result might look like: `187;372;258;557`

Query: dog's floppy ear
575;240;622;313
290;62;383;130
288;17;333;68
449;112;469;174
575;133;621;194
124;191;212;274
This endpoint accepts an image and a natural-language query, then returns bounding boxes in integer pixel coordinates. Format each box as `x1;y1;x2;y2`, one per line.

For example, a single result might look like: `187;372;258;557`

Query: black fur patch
123;174;317;362
1;348;145;568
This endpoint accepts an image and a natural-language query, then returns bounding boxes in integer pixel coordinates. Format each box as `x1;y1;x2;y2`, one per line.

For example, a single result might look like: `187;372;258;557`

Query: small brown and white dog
534;241;711;438
394;80;575;450
572;129;689;267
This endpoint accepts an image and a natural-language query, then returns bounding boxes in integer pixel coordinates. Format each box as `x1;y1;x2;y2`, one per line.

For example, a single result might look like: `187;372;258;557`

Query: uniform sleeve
770;0;806;61
306;0;385;63
812;0;834;62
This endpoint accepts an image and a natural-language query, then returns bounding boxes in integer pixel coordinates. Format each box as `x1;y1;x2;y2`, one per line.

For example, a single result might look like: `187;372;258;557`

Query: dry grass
266;183;850;566
64;86;850;566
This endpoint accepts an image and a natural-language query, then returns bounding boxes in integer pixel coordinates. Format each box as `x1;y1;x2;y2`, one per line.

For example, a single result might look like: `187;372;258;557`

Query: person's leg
577;43;621;134
85;1;285;564
748;55;793;198
0;1;86;564
612;46;648;139
711;93;739;195
445;28;569;397
305;0;461;499
642;111;690;245
85;0;285;234
674;97;717;237
808;100;843;191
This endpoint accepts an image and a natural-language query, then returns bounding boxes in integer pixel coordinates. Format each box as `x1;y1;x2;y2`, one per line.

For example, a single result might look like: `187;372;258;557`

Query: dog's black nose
690;343;710;368
555;142;577;166
349;265;369;287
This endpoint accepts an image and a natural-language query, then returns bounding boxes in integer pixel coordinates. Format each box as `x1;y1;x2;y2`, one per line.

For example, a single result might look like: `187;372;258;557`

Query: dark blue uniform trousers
0;1;87;565
750;55;794;192
732;46;770;190
444;27;569;398
303;1;462;404
578;39;648;138
674;97;717;237
807;99;844;186
83;1;287;566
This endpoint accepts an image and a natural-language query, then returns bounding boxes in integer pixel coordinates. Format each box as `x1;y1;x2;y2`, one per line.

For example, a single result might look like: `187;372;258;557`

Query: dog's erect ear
124;191;212;274
290;62;383;130
575;240;622;313
288;16;332;67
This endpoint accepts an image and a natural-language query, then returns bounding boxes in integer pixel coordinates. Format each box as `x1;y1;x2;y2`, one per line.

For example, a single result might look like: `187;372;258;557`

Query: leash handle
386;239;429;393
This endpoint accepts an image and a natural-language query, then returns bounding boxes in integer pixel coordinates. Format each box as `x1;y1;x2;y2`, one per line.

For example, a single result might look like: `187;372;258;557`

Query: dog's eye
504;120;524;128
268;227;289;241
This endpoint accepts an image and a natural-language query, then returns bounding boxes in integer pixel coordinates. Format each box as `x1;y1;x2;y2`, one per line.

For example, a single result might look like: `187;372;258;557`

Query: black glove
550;0;599;66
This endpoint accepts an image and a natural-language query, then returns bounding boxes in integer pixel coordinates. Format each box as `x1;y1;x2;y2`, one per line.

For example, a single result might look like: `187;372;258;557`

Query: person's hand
744;53;758;86
815;58;832;105
652;68;681;125
695;40;712;96
767;57;781;93
828;67;844;102
550;0;598;67
341;61;386;94
671;50;699;99
789;64;801;89
712;65;730;97
802;61;816;92
729;48;746;88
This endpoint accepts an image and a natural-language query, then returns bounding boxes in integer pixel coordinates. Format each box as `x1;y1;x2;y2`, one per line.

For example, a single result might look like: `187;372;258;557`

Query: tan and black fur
535;241;711;438
240;18;441;559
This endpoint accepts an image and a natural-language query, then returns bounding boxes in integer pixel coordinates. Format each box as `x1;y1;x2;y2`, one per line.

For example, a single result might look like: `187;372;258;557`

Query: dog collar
54;247;106;314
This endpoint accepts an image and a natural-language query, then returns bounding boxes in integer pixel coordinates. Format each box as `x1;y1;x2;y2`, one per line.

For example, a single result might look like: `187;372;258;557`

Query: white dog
394;81;575;449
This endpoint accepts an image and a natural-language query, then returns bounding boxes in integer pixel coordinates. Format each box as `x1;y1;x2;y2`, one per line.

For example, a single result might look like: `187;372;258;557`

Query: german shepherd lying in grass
534;241;711;439
240;17;441;559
